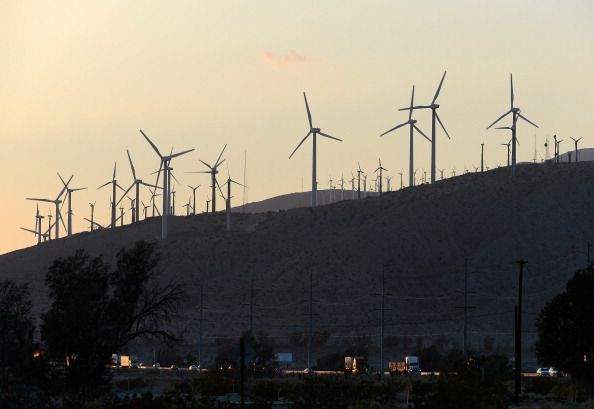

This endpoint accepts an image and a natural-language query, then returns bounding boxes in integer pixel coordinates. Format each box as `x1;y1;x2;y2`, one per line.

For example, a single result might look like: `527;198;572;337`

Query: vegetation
536;265;594;384
2;240;186;406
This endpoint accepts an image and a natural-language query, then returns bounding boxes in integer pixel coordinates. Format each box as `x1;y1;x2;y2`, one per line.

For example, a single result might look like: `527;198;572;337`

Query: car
536;367;550;376
152;363;161;369
188;365;200;371
170;365;178;371
549;367;559;377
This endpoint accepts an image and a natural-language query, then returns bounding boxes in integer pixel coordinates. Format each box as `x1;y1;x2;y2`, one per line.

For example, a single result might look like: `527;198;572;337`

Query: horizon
2;1;594;254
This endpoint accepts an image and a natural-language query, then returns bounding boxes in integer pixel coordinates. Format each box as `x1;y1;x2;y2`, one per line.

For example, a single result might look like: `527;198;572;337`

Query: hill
234;188;378;213
1;162;593;368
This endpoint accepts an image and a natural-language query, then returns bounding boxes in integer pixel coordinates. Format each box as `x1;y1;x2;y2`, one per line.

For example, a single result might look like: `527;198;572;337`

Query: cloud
263;50;315;67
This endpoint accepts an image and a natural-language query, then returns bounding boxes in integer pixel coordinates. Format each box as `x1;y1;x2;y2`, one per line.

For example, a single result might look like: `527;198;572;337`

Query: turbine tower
289;92;342;208
139;129;194;239
487;74;538;177
187;184;201;215
571;137;582;162
27;175;71;239
380;85;430;187
188;145;227;213
374;158;388;195
221;174;245;231
58;173;86;237
118;149;160;223
400;71;450;183
97;163;124;228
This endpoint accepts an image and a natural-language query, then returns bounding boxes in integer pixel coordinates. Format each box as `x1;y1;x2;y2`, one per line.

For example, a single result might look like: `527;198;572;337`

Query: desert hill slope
1;162;593;366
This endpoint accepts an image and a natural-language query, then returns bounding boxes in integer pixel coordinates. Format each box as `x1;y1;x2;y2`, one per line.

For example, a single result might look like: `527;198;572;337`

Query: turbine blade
510;73;514;109
141;182;162;189
97;181;111;190
72;187;87;192
215;144;227;167
170;171;180;184
139;129;163;158
435;113;451;139
127;149;137;180
413;124;431;142
20;227;38;235
318;131;342;142
486;110;512;129
116;184;134;206
409;85;415;121
113;162;117;181
432;71;447;104
380;121;408;136
56;174;73;200
517;112;538;128
399;105;431;111
289;131;312;159
199;159;213;169
303;92;313;129
170;148;195;159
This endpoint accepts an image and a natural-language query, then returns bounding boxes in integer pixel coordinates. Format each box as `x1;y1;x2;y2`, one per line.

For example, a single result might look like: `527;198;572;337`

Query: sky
1;0;593;255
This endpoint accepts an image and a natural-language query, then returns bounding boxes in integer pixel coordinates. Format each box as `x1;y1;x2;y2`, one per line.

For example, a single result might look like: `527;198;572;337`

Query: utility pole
199;285;204;369
588;241;593;267
240;337;245;409
307;270;313;372
375;264;392;377
456;258;475;356
514;259;527;401
480;143;485;172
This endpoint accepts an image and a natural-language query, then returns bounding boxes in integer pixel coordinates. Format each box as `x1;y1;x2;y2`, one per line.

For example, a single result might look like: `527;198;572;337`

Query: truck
344;356;367;374
111;354;132;368
388;356;421;375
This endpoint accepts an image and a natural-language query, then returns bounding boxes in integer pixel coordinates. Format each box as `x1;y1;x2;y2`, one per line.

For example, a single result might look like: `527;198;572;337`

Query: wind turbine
289;92;342;208
487;74;538;176
117;149;160;224
399;71;450;183
554;135;563;163
221;174;245;231
356;163;364;200
386;176;392;192
97;163;125;228
374;158;388;195
35;205;44;244
21;205;44;244
139;129;194;239
58;173;86;237
187;184;201;215
88;202;96;231
339;173;345;201
27;175;71;239
501;141;511;167
187;145;226;214
381;85;430;187
571;137;582;162
141;201;150;219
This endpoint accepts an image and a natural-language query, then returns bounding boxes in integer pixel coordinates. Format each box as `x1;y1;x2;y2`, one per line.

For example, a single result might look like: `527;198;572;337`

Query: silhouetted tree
0;280;42;391
536;266;594;383
41;241;184;401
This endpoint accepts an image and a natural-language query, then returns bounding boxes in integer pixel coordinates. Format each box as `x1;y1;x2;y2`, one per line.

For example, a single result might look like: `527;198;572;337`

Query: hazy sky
1;0;593;255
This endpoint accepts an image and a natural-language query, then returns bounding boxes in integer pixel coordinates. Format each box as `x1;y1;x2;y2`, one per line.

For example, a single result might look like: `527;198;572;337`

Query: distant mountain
234;189;378;213
557;147;594;163
2;162;593;368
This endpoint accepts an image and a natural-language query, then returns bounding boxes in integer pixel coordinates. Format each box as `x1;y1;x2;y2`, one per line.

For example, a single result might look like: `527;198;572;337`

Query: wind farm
2;2;594;406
